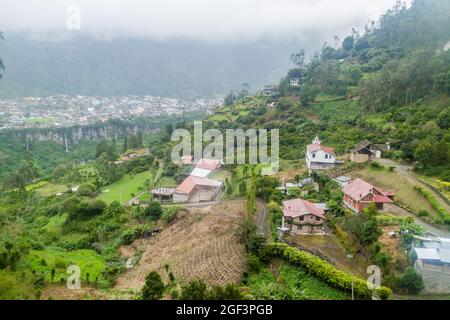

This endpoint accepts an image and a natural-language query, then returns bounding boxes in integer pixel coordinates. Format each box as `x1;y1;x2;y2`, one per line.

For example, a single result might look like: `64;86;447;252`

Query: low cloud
0;0;404;42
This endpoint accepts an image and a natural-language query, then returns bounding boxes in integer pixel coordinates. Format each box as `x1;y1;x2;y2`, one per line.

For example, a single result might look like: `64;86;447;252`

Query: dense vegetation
213;0;449;180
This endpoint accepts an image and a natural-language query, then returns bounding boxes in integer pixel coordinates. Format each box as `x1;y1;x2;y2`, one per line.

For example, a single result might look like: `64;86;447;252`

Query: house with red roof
173;176;223;203
305;135;341;171
282;198;326;235
342;178;394;213
195;158;222;171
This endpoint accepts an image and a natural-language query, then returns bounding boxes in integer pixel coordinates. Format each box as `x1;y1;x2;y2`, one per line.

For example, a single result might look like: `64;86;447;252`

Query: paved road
255;199;270;238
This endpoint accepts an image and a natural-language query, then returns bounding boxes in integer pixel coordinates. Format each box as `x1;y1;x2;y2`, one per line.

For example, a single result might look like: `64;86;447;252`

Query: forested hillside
0;35;300;98
215;0;450;179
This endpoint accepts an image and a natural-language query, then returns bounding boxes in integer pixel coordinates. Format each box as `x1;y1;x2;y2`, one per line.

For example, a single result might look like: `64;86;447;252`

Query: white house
305;135;341;171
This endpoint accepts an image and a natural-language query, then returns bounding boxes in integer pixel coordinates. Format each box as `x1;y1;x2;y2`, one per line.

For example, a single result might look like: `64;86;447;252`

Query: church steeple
312;135;321;145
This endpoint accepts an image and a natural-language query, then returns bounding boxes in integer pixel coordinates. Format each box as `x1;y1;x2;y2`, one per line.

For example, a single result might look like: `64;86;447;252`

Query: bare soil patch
114;200;247;294
40;285;107;300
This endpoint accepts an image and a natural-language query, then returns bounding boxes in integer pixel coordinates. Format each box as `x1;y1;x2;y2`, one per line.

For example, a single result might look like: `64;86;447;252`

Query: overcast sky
0;0;407;42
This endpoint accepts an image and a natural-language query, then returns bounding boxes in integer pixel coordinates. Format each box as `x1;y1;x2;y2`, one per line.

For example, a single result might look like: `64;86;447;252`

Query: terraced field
114;200;246;295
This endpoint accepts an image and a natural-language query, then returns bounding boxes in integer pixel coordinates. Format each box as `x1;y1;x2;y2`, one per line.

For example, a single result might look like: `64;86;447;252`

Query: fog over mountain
0;0;403;98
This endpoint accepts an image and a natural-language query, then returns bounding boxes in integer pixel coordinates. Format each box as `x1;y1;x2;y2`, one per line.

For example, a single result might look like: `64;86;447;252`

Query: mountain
0;34;309;99
205;0;450;179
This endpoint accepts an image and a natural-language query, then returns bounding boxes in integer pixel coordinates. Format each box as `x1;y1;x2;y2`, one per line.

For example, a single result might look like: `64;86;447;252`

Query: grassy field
245;260;351;300
33;182;69;196
417;174;450;201
97;170;153;204
284;234;369;279
25;248;106;284
349;166;440;218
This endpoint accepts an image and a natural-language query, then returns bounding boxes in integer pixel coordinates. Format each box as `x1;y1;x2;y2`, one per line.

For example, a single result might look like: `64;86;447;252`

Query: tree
277;97;297;111
77;183;96;197
342;36;355;51
141;271;165;300
398;267;424;294
207;284;243;300
291;50;306;67
299;84;320;106
361;218;382;245
180;279;208;300
146;201;163;220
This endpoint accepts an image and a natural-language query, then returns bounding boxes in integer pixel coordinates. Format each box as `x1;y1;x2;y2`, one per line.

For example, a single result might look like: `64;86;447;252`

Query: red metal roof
307;143;336;156
282;198;325;219
374;194;393;203
343;178;393;203
175;176;220;195
342;178;374;201
195;158;221;171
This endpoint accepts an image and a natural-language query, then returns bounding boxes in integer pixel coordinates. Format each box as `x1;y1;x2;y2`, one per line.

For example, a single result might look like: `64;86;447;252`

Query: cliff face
2;122;160;148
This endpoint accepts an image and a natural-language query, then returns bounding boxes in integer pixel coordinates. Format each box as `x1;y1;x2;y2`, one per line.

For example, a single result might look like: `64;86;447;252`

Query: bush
398;267;424;295
246;254;262;273
180;279;208;300
161;206;181;224
141;271;165;300
266;243;392;299
146;201;163;220
77;183;96;197
417;210;430;217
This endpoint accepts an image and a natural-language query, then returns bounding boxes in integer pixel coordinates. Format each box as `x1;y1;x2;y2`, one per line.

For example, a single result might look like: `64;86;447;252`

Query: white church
305;135;341;171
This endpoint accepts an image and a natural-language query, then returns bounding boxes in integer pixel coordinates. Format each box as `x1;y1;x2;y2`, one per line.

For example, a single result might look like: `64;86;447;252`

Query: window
299;216;304;221
325;154;328;159
316;217;320;221
312;153;316;158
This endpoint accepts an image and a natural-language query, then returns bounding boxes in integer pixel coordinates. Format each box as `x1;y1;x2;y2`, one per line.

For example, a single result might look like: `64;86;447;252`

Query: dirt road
378;158;450;214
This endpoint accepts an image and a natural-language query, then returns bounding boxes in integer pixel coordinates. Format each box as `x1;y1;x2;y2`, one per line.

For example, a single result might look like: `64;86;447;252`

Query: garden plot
114;200;247;294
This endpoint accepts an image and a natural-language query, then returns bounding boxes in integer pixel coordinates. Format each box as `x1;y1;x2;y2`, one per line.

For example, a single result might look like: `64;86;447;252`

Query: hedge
414;186;450;224
266;243;392;300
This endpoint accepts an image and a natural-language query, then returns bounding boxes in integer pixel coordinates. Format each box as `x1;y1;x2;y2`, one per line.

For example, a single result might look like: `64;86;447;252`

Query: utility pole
351;280;354;301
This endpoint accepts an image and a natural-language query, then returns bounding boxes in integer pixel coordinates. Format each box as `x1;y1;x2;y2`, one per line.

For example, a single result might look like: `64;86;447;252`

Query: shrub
398;267;424;295
246;254;262;273
417;210;430;217
266;243;392;299
141;271;165;300
77;183;96;197
180;279;208;300
146;201;163;220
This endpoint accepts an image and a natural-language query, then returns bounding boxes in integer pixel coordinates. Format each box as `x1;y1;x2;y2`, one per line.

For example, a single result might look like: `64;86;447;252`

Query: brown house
282;198;325;235
343;178;394;213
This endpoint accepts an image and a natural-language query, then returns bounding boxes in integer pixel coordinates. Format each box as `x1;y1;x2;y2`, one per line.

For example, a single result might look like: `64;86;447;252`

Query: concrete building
414;238;450;293
281;198;325;235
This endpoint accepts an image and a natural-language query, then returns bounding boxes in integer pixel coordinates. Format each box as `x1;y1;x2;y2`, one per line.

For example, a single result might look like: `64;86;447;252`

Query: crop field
114;200;247;295
245;259;351;300
97;169;153;204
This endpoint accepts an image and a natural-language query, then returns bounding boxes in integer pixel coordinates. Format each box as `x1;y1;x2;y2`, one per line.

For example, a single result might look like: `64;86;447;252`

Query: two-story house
282;198;325;235
342;178;394;213
305;135;340;171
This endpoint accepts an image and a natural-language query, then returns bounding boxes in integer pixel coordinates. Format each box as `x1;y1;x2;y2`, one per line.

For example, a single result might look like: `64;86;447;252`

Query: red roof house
195;158;222;171
342;178;394;213
173;176;222;203
282;198;325;235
